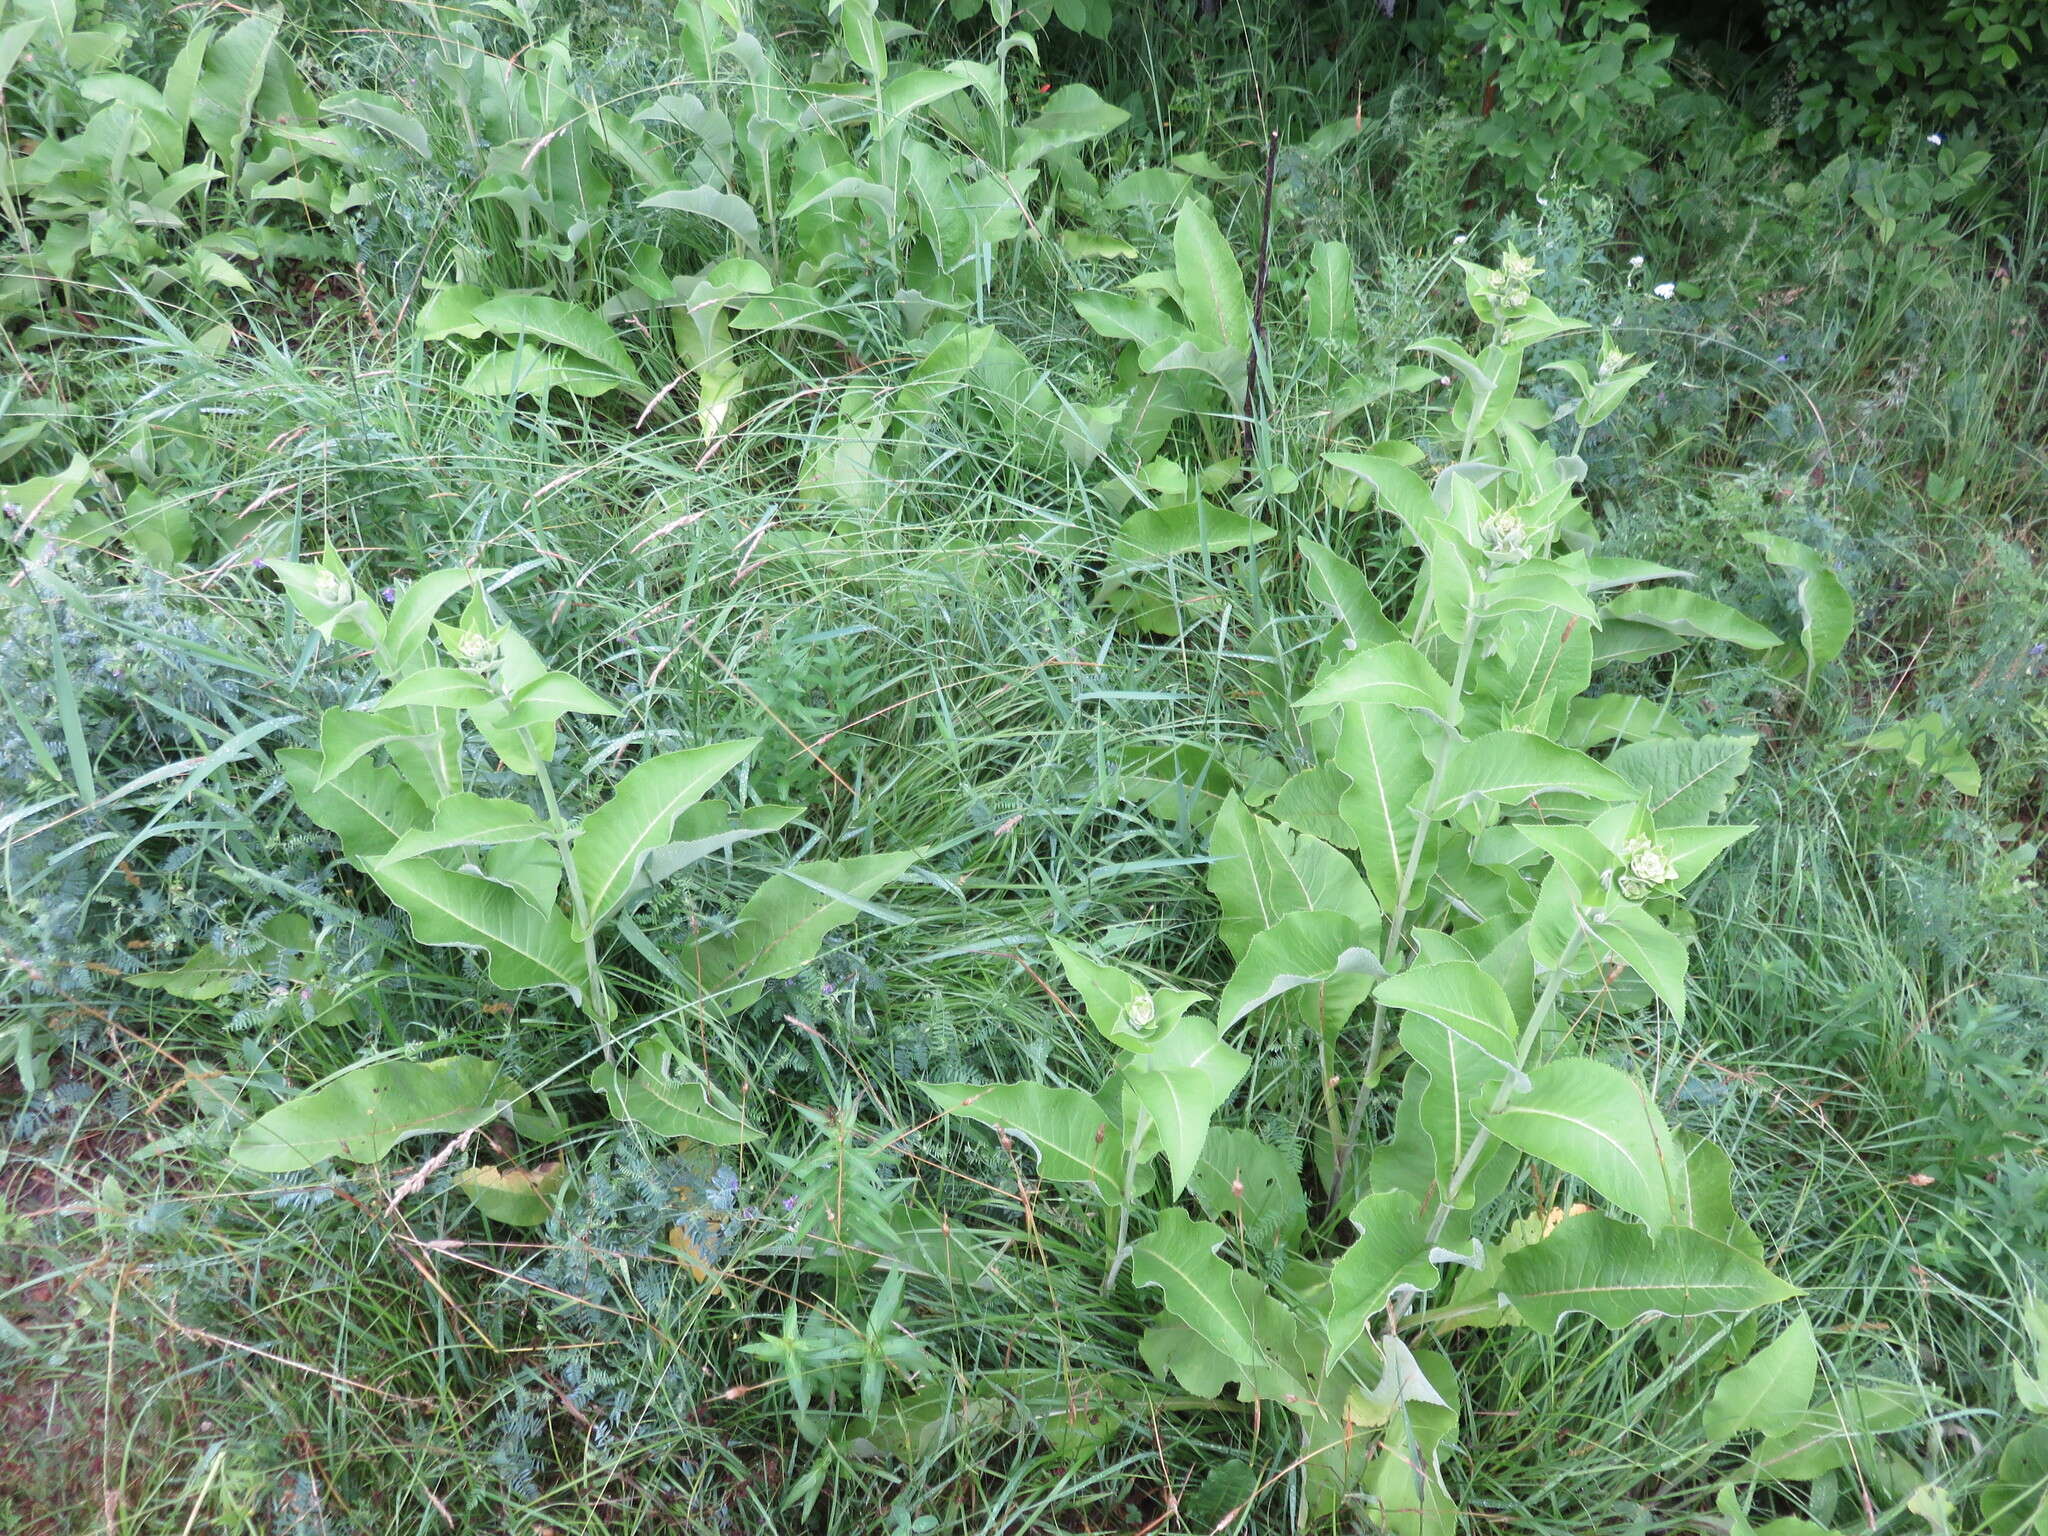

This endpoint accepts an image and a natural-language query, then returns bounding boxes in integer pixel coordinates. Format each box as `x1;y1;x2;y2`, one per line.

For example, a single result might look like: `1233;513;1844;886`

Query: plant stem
1331;607;1482;1200
1101;1100;1149;1294
514;718;615;1040
1421;926;1587;1248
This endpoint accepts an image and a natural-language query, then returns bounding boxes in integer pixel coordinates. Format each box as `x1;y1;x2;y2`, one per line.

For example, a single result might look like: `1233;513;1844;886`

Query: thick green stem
514;717;615;1039
1421;926;1588;1248
1331;607;1483;1201
1101;1099;1149;1295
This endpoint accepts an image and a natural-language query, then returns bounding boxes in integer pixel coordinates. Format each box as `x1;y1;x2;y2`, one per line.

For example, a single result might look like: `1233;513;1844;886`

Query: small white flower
456;629;494;662
1628;254;1645;269
1480;510;1533;564
1653;282;1676;300
1927;133;1943;145
1452;234;1468;246
311;570;350;606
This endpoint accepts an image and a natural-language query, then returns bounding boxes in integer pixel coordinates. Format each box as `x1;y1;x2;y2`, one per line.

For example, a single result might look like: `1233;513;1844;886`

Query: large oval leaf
230;1055;522;1172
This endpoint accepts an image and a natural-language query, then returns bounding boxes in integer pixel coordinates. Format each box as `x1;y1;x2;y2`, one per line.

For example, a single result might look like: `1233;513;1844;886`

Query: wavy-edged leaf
1131;1208;1272;1377
1322;451;1435;540
278;746;427;860
1433;730;1637;813
1208;794;1377;961
374;856;587;996
695;849;921;1012
1503;1213;1797;1332
572;740;758;931
1701;1313;1818;1443
472;293;639;381
230;1055;520;1172
377;791;550;867
1298;640;1456;720
592;1042;758;1144
1602;588;1781;650
1325;1192;1437;1370
1336;702;1431;910
642;185;761;251
1605;734;1756;823
1125;1014;1250;1196
1215;910;1383;1035
1172;201;1249;357
921;1081;1124;1198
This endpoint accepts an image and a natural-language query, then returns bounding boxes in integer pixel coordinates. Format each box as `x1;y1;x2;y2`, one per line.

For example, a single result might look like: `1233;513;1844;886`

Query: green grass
4;1;2046;1533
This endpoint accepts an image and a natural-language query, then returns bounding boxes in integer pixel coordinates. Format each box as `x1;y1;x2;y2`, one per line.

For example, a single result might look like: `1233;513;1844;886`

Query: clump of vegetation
3;1;2043;1533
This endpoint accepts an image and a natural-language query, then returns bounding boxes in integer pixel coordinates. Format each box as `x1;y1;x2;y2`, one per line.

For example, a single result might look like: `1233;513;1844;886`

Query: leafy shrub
1437;0;1674;193
1765;0;2047;151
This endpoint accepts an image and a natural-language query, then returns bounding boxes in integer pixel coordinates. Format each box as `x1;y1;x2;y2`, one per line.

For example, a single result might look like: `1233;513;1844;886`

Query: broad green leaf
383;569;486;667
1752;1383;1926;1482
230;1055;521;1172
1265;765;1357;850
642;185;761;251
377;791;550;867
1190;1128;1307;1247
1586;901;1690;1024
1305;241;1358;352
591;1042;758;1144
1173;201;1250;358
1433;730;1637;813
1489;1059;1685;1232
1980;1424;2048;1536
374;856;588;996
921;1082;1124;1198
1323;451;1436;541
1746;532;1852;676
503;670;620;730
1011;83;1130;171
279;747;427;860
572;740;758;931
1325;1192;1437;1371
1602;588;1781;650
693;850;921;1012
1215;910;1383;1035
1125;1014;1251;1196
1208;794;1377;961
1502;1213;1797;1332
1377;961;1518;1181
472;293;639;382
1299;537;1399;655
456;1162;563;1226
638;801;803;887
416;284;490;341
1856;713;1981;796
461;344;633;400
1605;735;1756;823
1563;694;1682;748
1073;291;1180;349
1108;500;1272;566
1297;641;1456;721
320;89;428;156
314;706;421;787
1131;1208;1287;1383
1336;702;1432;910
881;67;970;118
1048;938;1205;1051
1701;1313;1818;1443
373;668;496;711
